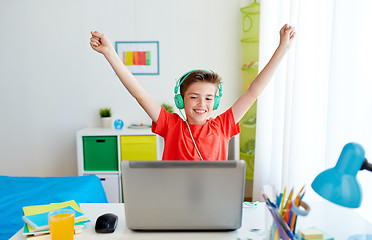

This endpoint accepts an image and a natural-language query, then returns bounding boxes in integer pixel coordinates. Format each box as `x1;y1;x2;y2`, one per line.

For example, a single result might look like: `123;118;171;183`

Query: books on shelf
21;200;90;237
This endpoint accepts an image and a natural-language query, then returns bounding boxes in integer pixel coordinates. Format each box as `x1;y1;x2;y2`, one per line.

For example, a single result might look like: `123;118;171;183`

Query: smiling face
183;81;217;125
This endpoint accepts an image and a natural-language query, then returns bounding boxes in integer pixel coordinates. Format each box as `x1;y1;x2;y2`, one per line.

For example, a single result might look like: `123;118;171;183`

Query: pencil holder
265;199;310;240
267;209;294;240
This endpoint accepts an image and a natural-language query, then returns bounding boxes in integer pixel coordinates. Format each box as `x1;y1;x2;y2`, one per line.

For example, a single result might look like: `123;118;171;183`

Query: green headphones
174;69;223;110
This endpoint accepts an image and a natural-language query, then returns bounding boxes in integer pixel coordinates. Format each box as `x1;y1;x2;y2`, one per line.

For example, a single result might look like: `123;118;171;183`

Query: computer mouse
95;213;118;233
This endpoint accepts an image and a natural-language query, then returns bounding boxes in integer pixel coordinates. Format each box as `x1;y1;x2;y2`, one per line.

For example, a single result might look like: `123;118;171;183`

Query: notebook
121;160;246;230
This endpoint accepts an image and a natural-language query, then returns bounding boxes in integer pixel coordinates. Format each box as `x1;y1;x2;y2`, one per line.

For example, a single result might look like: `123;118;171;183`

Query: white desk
11;201;372;240
11;203;267;240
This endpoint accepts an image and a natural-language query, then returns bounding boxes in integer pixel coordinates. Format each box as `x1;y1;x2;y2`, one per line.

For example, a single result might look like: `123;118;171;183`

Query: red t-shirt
152;107;240;161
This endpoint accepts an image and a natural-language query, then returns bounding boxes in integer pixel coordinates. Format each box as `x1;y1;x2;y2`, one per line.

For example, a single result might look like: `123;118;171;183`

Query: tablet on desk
121;160;246;231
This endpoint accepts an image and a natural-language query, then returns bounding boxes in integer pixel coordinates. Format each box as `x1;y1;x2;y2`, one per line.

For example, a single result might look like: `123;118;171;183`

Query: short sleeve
152;107;179;137
214;108;240;138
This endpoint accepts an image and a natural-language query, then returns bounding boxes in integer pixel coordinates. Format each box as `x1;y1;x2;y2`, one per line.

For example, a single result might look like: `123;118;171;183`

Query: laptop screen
121;160;246;230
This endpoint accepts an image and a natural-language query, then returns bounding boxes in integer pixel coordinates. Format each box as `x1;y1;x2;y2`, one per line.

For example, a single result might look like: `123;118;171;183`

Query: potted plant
161;103;174;113
99;107;112;128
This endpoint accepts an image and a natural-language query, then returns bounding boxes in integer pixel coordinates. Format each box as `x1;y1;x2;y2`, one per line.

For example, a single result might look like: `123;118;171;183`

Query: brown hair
179;70;221;98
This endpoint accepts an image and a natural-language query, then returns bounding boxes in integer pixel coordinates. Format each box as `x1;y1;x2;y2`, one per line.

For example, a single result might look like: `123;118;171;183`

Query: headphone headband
174;69;211;94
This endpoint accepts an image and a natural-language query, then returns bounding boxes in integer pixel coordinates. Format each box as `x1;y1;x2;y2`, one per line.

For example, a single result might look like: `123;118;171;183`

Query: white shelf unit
77;127;239;203
76;127;163;203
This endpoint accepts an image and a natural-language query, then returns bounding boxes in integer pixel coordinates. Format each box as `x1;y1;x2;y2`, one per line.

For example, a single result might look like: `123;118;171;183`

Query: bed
0;174;108;239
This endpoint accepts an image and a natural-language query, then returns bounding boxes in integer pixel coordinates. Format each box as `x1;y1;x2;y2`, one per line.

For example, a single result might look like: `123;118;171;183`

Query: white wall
0;0;248;176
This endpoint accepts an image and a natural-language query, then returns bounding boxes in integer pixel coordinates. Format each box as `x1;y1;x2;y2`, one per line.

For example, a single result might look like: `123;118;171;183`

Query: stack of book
21;200;90;238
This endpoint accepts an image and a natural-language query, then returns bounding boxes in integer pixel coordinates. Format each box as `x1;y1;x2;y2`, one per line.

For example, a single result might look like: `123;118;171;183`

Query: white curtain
253;0;372;222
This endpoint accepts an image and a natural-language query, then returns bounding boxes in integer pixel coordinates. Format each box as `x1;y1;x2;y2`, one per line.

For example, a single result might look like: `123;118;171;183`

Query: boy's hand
279;24;296;50
90;31;113;55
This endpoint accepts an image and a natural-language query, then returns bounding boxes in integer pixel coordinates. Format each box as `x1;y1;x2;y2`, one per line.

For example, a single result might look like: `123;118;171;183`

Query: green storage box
83;136;118;171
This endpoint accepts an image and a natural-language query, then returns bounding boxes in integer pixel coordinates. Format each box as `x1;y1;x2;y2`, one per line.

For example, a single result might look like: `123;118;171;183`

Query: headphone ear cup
174;94;184;109
213;95;220;110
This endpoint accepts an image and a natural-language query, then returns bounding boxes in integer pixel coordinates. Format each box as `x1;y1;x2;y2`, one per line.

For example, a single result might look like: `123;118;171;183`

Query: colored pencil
280;187;286;215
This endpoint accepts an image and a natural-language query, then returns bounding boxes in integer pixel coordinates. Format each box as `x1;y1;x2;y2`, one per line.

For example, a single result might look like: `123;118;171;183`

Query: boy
90;24;295;161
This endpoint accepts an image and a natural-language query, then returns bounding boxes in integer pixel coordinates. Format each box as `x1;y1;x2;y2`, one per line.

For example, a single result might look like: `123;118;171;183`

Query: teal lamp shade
311;142;366;208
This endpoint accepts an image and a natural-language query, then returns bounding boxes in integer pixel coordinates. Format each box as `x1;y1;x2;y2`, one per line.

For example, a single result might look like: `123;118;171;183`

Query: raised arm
90;31;161;123
232;24;296;124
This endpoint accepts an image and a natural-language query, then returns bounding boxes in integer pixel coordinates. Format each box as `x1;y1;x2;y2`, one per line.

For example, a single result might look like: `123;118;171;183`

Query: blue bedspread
0;175;108;240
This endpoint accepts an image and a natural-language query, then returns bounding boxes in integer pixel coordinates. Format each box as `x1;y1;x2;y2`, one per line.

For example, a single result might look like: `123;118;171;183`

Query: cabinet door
83;136;118;171
95;174;120;203
120;135;157;161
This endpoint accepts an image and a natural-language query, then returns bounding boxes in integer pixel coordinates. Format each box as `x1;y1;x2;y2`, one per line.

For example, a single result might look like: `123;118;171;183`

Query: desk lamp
311;142;372;208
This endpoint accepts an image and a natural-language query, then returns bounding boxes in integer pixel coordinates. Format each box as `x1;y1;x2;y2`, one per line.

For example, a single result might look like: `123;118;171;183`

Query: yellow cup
48;209;75;240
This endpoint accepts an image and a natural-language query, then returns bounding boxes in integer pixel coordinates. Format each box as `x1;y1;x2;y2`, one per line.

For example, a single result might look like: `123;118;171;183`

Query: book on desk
21;200;89;237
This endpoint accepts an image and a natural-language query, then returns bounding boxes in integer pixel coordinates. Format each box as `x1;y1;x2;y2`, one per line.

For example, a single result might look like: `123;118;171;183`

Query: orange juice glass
48;209;75;240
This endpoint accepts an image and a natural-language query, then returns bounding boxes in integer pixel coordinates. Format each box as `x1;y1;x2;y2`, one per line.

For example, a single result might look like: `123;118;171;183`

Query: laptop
121;160;246;230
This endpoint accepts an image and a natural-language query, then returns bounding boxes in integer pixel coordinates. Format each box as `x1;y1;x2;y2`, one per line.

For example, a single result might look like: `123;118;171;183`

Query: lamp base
348;234;372;240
